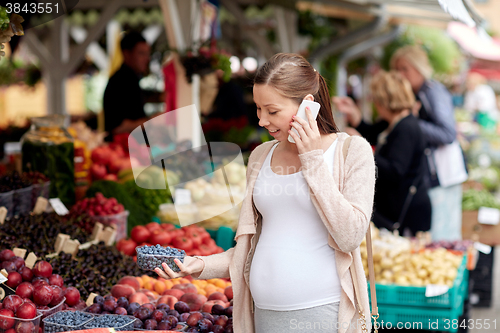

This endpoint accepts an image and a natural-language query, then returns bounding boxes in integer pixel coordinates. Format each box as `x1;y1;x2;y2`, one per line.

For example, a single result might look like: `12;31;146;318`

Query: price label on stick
0;207;7;224
49;198;69;216
478;207;500;225
474;242;492;255
425;284;449;297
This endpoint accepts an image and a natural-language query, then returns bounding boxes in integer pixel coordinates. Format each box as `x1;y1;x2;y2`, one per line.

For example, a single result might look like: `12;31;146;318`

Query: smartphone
288;100;321;143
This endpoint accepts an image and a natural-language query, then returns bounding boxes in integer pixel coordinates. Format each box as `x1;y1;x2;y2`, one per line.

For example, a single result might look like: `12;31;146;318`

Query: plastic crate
84;314;137;331
92;210;129;242
376;302;465;332
368;254;468;308
0;190;14;218
13;185;33;216
0;311;42;333
38;297;66;319
206;226;236;251
43;310;93;333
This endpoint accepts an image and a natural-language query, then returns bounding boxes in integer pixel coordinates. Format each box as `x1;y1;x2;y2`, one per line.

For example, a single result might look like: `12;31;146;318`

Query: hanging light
242;57;258;72
230;56;241;73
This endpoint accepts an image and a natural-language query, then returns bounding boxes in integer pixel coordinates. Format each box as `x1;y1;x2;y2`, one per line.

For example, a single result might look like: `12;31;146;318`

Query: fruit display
67;121;106;152
70;192;127;240
43;311;93;333
0;308;41;333
45;243;149;300
0;172;31;192
0;255;87;314
426;240;474;252
136;245;185;272
86;180;151;233
116;223;223;258
84;314;136;331
90;144;134;182
0;213;89;257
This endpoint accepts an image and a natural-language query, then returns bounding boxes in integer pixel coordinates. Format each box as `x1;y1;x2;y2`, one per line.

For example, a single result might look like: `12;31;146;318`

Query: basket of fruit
84;313;137;331
0;304;42;333
43;310;93;333
136;245;185;272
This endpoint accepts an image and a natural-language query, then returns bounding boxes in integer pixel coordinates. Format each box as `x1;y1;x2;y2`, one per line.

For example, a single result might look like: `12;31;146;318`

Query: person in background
464;72;499;130
103;31;151;140
335;71;431;235
156;53;376;333
334;45;464;241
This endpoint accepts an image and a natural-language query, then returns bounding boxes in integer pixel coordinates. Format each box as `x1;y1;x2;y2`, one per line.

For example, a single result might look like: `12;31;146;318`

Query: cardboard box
462;210;500;246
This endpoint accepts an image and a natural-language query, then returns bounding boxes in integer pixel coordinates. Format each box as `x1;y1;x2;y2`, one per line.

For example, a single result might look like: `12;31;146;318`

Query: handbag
342;137;379;333
431;140;468;188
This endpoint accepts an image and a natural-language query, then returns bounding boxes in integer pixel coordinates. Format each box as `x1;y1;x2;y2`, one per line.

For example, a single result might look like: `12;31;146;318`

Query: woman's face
394;58;424;93
253;84;300;141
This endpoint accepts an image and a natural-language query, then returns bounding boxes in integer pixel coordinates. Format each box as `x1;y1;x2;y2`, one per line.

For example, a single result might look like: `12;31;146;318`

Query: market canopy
447;21;500;62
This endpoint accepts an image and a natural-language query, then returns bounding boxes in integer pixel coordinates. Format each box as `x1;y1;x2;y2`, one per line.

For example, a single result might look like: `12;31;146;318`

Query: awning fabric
447;21;500;61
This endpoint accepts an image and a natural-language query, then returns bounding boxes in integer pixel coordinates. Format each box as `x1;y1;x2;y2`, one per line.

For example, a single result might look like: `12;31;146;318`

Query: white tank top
250;140;341;311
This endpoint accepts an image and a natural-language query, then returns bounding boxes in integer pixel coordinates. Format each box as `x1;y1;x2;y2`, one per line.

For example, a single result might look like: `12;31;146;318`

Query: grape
0;6;10;31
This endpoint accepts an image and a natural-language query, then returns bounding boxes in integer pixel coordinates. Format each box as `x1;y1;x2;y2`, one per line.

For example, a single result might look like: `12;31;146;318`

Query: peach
157;295;178;309
143;290;157;301
172;283;197;294
200;300;226;314
118;276;140;291
128;292;149;305
179;293;207;312
224;286;233;301
111;284;135;299
162;289;184;299
154;281;166;295
207;292;227;303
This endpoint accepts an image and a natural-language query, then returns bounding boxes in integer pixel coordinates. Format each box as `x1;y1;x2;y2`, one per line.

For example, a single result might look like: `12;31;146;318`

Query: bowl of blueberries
136;245;185;272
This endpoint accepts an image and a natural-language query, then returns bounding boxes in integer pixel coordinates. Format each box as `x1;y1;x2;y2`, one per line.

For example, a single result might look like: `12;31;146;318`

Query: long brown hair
254;53;338;134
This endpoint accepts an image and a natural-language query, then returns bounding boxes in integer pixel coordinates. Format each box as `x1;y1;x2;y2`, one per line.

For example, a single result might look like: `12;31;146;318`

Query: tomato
131;226;151;243
116;239;137;256
149;230;172;246
190;249;202;256
203;238;216;248
145;222;161;233
171;236;193;252
199;230;211;242
161;223;176;231
185;229;203;248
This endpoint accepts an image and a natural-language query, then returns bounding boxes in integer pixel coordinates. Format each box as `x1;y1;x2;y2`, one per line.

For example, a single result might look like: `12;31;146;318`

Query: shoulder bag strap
342;136;379;328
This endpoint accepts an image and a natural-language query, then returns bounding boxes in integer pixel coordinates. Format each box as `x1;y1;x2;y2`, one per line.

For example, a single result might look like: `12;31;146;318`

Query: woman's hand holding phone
288;107;322;155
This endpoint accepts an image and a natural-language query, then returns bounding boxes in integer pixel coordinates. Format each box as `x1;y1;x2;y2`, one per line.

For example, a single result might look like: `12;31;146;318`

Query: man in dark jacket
103;31;151;140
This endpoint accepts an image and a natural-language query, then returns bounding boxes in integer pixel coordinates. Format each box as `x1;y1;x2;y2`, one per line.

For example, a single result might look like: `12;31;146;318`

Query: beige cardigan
195;132;376;333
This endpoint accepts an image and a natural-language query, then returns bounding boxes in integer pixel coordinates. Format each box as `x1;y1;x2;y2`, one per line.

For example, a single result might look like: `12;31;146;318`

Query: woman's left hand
289;107;322;154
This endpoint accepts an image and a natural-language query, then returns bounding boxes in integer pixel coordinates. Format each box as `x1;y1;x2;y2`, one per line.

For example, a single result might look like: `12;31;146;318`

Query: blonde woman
156;53;376;333
334;45;463;241
369;71;431;235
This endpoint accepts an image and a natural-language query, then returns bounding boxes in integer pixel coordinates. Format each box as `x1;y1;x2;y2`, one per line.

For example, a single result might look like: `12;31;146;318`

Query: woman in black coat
335;71;431;235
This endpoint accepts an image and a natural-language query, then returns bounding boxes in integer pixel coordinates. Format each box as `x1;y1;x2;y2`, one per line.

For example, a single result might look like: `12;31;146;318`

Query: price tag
99;227;117;246
25;253;38;269
33;197;48;215
13;248;27;259
474;241;492;255
91;223;104;241
174;189;192;205
0;207;7;224
0;270;8;279
49;198;69;216
86;293;99;307
478;207;500;225
55;234;70;254
425;284;449;297
62;239;80;256
0;271;7;283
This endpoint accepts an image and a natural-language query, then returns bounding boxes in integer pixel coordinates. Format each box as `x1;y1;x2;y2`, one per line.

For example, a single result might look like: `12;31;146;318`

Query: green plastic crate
368;255;467;308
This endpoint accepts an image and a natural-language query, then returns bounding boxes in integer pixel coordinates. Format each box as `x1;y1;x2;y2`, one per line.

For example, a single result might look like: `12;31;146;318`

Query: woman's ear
303;94;314;102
